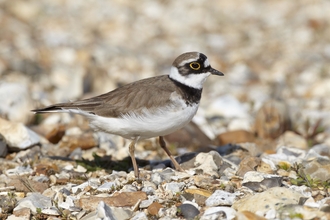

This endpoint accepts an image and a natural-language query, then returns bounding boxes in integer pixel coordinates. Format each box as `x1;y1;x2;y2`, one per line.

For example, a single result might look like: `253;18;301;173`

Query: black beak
210;67;224;76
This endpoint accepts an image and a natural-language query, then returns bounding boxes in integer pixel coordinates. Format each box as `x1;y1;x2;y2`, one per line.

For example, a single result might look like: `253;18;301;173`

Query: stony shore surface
1;0;330;219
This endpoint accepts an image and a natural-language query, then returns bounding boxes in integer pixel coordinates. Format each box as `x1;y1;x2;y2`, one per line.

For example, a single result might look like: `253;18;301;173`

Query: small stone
178;152;198;170
79;191;147;210
178;203;200;219
185;188;212;197
289;185;312;197
147;202;163;216
201;207;236;220
277;131;308;150
80;201;132;220
264;146;305;165
205;190;237;207
194;194;209;206
164;121;212;151
7;177;48;193
305;144;330;160
277;146;306;158
41;207;60;216
121;184;138;192
45;124;66;144
72;181;91;194
14;193;52;213
164;182;185;194
139;199;154;209
193;175;222;190
232;187;302;216
59;132;97;152
0;82;34;124
13;207;31;219
35;163;58;176
236;156;261;177
257;158;277;174
242;171;282;191
97;181;118;192
194;151;225;177
131;211;148;220
151;172;163;185
158;168;176;182
0;118;40;151
158;205;178;218
6;166;34;176
277;204;321;220
141;181;156;195
0;140;8;157
215;130;255;145
302;157;330;181
171;171;191;181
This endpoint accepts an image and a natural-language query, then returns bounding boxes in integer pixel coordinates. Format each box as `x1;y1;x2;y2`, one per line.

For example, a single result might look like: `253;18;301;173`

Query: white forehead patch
204;58;210;67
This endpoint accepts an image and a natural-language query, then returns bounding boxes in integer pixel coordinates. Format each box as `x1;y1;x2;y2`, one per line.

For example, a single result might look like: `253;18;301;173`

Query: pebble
12;208;31;219
236;156;261;177
0;141;8;157
0;118;40;151
158;168;176;182
263;146;305;165
242;171;282;191
302;157;330;181
193;151;225;177
97;181;119;192
205;190;237;207
150;172;163;185
139;199;154;209
201;207;236;220
141;181;156;195
131;211;148;220
6;166;34;176
232;187;303;217
80;201;132;220
0;82;33;124
164;182;185;194
305;144;330;160
147;202;163;216
277;131;308;150
79;191;147;210
178;203;200;219
14;193;52;214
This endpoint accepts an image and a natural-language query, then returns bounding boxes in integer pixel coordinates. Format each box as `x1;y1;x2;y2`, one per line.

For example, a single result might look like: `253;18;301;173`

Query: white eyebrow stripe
204;58;210;67
179;58;199;66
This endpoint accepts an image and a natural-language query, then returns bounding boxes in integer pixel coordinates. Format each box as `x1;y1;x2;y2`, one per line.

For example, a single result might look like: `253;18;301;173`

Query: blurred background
0;0;329;133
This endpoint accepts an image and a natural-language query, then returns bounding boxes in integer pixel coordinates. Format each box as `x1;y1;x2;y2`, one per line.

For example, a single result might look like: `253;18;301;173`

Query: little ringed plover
32;52;224;178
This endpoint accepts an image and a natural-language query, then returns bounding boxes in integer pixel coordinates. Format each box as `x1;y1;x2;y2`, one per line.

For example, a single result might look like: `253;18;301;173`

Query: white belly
86;103;199;140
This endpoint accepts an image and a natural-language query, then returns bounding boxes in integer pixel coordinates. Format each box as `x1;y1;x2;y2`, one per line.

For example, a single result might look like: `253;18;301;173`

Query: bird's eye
189;62;201;70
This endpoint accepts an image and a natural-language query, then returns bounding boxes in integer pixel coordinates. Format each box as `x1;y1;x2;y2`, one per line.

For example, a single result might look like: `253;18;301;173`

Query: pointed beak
210;67;224;76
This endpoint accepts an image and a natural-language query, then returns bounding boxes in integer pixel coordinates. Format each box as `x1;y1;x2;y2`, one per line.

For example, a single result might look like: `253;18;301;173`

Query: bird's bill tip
210;67;224;76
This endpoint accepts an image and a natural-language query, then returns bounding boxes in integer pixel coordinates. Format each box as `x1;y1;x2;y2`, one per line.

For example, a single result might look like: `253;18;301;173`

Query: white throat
169;66;210;89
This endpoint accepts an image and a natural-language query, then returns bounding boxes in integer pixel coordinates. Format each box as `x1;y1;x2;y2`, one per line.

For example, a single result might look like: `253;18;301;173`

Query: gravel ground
1;0;330;219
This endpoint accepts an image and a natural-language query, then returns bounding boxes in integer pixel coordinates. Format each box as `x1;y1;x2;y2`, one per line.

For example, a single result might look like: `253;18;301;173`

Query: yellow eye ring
190;62;201;70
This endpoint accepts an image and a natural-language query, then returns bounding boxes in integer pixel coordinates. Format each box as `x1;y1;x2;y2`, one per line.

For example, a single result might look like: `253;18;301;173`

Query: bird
32;52;224;178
